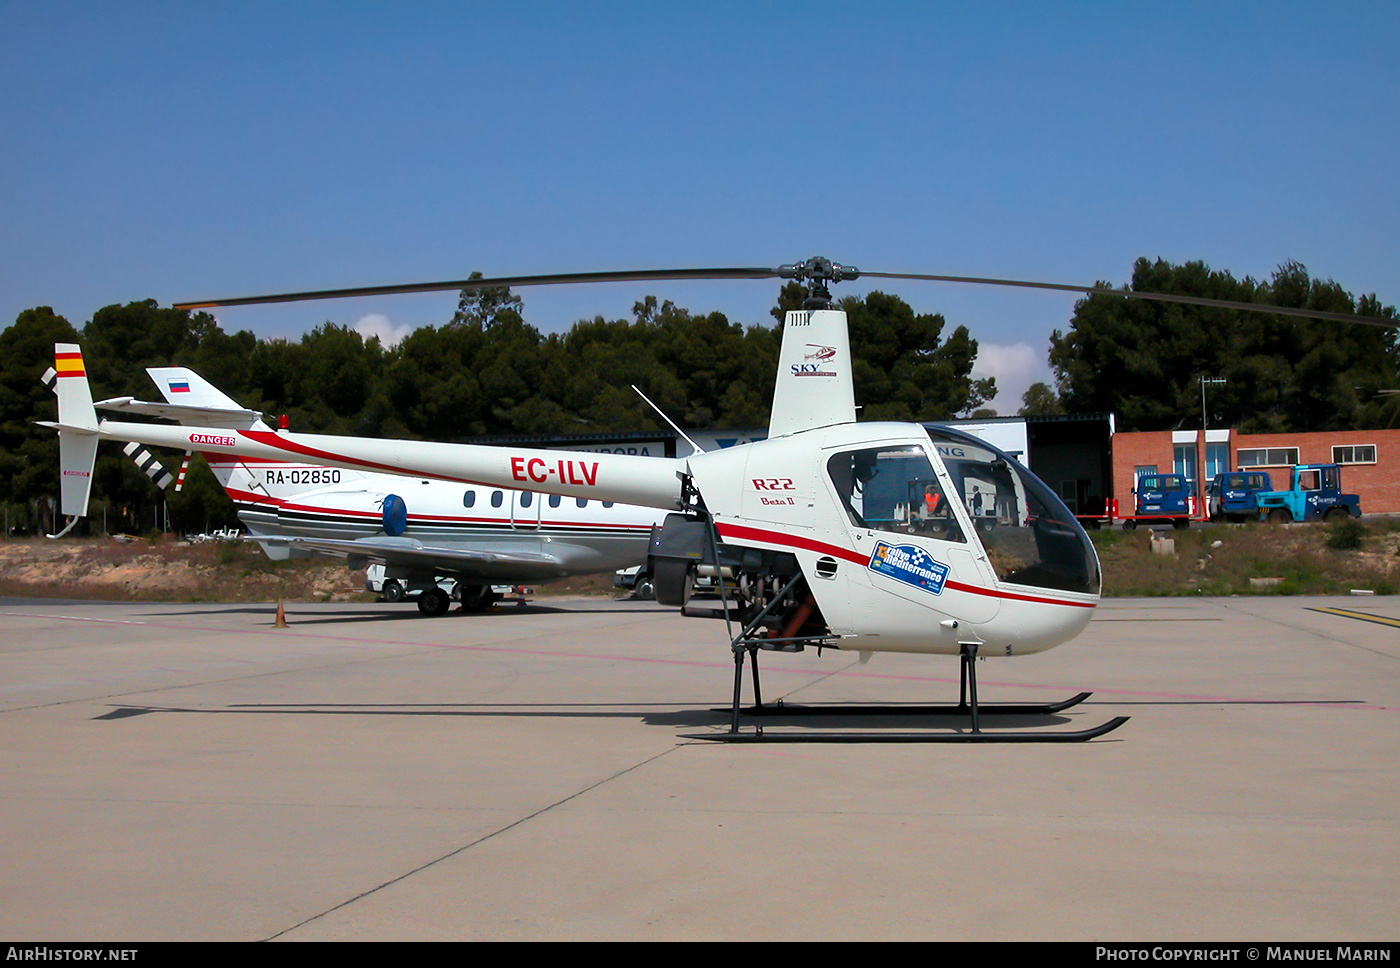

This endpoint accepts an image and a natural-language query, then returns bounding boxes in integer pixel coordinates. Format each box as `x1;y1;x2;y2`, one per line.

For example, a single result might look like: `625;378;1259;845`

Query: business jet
77;366;665;615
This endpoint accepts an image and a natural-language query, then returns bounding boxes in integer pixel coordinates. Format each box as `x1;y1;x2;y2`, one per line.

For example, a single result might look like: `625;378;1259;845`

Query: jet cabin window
827;446;965;543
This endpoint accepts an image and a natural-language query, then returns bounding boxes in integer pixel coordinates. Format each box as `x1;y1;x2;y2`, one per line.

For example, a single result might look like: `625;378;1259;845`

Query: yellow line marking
1307;607;1400;629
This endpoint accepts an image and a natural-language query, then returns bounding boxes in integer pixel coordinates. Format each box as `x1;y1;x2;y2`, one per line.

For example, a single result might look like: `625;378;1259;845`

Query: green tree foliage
1049;258;1399;432
0;308;81;532
84;300;222;398
451;272;524;329
1018;382;1065;416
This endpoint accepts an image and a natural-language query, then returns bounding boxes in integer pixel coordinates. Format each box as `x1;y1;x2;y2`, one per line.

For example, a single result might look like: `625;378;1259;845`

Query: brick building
1111;427;1400;515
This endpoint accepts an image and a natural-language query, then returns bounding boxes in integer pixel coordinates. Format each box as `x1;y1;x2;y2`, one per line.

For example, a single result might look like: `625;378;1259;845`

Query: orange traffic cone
274;599;288;628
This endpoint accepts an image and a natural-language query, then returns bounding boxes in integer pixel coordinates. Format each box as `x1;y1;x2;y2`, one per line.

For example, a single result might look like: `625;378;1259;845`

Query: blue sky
3;1;1397;412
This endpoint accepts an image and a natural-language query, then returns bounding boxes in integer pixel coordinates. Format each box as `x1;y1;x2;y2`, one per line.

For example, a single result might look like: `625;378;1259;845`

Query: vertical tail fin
147;367;257;413
767;309;857;437
54;344;97;431
51;343;99;520
139;365;373;502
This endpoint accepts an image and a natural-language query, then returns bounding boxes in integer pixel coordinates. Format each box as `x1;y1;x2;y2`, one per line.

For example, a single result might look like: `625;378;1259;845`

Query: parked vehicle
613;565;655;599
365;564;524;612
1206;471;1273;523
365;563;460;606
1253;464;1362;523
1123;473;1194;530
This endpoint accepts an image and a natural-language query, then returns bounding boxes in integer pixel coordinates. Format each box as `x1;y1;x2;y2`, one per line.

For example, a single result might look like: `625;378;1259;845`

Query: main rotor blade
861;270;1399;328
174;267;780;310
175;260;1398;329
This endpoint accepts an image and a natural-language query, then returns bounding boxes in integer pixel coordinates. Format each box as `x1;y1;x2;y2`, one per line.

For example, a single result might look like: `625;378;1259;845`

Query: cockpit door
823;442;1001;627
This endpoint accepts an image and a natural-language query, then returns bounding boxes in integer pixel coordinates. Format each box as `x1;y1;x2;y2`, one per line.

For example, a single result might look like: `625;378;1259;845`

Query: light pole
1200;376;1227;508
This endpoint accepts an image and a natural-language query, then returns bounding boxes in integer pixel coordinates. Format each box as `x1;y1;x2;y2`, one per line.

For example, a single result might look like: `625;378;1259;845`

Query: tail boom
92;420;688;512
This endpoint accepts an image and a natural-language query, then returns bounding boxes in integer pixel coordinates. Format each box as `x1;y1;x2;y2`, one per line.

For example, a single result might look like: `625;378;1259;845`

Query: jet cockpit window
924;427;1100;595
826;445;965;543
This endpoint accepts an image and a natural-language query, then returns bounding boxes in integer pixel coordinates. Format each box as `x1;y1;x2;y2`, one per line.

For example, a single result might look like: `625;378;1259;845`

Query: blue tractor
1253;464;1362;524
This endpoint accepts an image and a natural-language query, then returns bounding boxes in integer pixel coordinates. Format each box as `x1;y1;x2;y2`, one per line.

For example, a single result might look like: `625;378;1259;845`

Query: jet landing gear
711;640;1129;744
417;587;452;616
416;583;498;617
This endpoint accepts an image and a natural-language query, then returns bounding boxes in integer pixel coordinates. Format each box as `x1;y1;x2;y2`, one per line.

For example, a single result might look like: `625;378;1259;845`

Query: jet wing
250;534;573;583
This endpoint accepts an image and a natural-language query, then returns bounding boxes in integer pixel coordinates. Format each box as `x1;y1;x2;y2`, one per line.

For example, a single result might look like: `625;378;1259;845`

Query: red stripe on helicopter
717;523;867;565
714;522;1096;609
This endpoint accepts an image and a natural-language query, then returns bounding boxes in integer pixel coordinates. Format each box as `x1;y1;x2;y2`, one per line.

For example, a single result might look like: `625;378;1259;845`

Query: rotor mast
777;256;861;309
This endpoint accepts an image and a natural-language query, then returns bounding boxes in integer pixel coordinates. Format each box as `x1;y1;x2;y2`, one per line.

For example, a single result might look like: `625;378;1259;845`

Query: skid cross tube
714;633;1130;743
725;569;833;735
727;631;837;735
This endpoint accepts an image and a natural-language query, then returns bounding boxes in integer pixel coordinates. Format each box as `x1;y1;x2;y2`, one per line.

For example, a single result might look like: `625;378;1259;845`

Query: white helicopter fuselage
687;422;1098;655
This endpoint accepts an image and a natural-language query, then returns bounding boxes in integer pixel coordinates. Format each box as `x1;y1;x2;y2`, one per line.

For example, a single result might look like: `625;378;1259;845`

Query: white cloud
970;342;1053;416
353;313;413;347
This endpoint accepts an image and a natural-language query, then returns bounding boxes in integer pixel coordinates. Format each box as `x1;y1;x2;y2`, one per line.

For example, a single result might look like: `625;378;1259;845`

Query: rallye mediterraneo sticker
868;541;949;595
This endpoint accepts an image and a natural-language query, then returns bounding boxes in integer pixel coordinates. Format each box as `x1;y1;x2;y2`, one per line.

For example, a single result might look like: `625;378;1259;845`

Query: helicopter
44;257;1397;741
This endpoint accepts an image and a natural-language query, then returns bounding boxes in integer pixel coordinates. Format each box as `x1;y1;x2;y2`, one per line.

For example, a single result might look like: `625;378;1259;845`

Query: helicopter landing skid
704;641;1129;743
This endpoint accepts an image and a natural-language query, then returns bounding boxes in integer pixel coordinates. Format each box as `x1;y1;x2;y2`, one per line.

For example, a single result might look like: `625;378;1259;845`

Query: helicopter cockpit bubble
924;426;1101;596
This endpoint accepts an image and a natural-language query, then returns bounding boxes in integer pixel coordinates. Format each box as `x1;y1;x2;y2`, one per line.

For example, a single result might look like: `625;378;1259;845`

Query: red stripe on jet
228;487;652;532
223;487;285;507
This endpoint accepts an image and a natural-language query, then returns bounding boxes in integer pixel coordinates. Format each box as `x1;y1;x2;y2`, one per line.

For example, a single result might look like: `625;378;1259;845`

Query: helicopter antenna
632;385;704;455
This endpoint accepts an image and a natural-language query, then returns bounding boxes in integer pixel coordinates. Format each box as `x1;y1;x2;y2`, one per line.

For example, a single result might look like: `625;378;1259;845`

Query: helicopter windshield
924;427;1100;595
